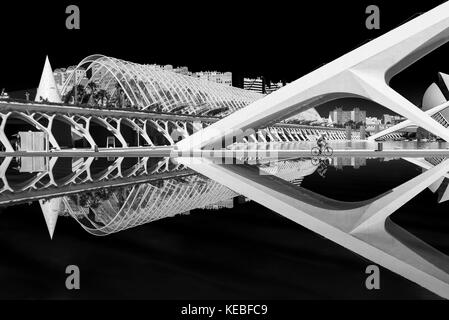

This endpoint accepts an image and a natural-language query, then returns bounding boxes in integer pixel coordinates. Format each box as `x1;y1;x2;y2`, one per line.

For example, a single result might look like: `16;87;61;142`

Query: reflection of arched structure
63;175;237;235
61;54;264;117
180;156;449;299
259;159;317;185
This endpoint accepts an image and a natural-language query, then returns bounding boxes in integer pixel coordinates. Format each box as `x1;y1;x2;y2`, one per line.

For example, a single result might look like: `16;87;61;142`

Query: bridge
2;1;449;299
0;155;321;236
0;99;361;153
173;1;449;299
0;52;367;154
177;1;449;150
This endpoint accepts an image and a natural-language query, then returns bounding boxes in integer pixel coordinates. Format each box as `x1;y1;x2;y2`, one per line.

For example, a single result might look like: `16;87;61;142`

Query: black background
0;0;448;100
1;0;449;304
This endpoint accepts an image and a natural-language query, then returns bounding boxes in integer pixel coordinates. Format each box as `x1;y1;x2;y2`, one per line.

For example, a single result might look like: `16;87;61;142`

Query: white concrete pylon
368;100;449;141
39;198;63;239
429;177;445;193
35;56;62;103
36;56;63;238
177;2;449;150
438;181;449;203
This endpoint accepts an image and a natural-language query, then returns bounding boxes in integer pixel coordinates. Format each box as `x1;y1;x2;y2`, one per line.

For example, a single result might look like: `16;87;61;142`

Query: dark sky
1;0;449;117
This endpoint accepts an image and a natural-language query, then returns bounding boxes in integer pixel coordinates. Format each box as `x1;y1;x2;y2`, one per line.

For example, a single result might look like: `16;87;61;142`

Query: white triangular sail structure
35;56;62;103
36;56;62;238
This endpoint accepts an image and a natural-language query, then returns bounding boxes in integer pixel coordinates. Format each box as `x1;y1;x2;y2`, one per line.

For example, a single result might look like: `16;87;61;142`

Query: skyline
2;1;449;103
6;57;399;119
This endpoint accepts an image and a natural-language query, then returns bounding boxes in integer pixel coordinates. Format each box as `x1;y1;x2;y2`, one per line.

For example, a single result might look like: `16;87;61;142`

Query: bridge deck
1;147;448;158
0;100;345;131
0;100;220;122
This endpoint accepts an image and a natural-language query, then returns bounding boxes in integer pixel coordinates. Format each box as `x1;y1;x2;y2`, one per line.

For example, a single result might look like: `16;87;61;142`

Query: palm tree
63;84;86;105
114;82;124;108
87;82;98;106
95;89;109;107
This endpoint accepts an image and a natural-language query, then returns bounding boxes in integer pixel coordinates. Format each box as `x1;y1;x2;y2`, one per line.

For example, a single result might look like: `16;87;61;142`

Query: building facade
243;77;284;94
383;114;406;125
54;66;87;92
350;107;366;123
195;71;232;86
265;81;284;94
329;107;366;125
243;77;264;94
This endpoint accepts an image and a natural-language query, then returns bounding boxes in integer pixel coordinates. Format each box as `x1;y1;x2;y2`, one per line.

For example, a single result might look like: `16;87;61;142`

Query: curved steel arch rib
61;55;264;115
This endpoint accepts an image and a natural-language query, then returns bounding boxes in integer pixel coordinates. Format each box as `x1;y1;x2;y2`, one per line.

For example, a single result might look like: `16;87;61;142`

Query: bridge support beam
177;2;449;150
178;156;449;299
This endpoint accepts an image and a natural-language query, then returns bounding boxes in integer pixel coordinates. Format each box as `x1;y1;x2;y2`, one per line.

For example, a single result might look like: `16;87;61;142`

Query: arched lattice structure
63;175;237;235
61;54;264;117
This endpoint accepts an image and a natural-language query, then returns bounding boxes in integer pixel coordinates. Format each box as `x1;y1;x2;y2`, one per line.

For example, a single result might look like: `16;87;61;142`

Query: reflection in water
1;155;377;236
0;155;447;236
178;155;449;299
65;175;237;235
230;140;449;151
1;154;449;298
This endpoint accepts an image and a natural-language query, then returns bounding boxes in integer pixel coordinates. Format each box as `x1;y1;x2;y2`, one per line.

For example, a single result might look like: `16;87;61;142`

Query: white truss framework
61;55;263;116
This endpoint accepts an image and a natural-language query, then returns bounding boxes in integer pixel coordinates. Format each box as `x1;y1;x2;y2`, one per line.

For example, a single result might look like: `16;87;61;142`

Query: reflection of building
332;157;367;169
259;158;318;186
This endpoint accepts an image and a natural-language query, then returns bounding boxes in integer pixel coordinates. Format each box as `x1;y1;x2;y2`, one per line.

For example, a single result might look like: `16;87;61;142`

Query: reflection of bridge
64;175;237;236
2;0;449;300
64;158;319;236
0;155;320;236
180;156;449;299
0;157;190;206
